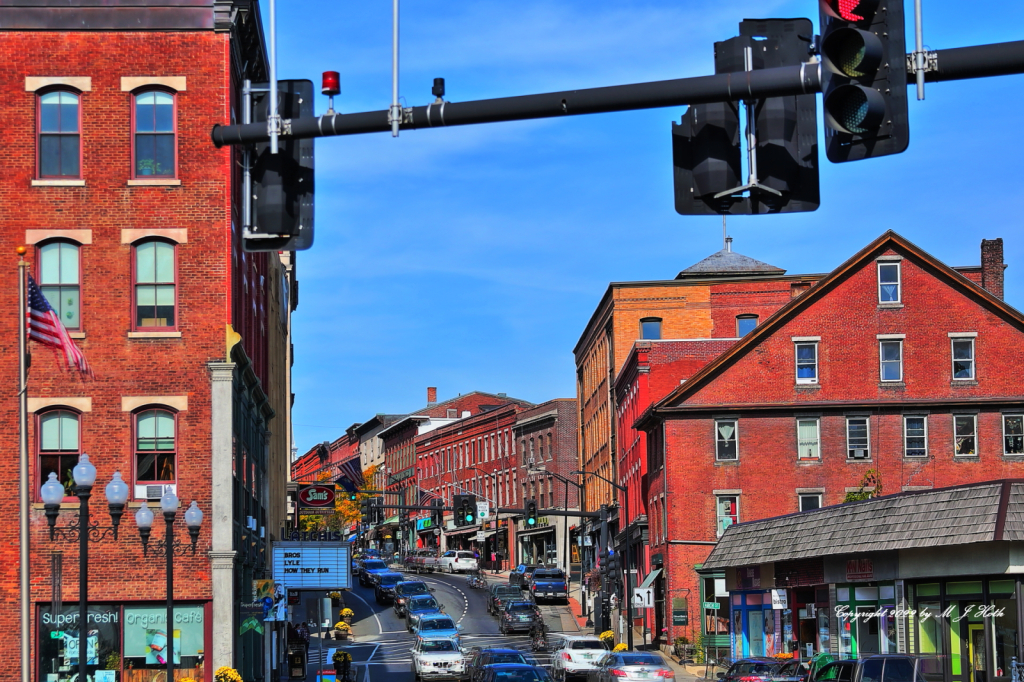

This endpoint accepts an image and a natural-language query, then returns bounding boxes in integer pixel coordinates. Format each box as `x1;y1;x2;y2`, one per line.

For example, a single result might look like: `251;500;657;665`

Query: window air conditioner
850;449;869;459
146;485;164;500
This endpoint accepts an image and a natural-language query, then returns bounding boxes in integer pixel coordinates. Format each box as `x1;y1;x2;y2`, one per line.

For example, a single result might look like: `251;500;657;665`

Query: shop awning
638;568;662;589
444;526;482;537
517;525;556;538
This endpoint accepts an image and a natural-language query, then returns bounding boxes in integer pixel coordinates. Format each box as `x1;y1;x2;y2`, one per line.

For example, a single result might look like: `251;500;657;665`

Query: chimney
427;387;437;404
981;238;1006;300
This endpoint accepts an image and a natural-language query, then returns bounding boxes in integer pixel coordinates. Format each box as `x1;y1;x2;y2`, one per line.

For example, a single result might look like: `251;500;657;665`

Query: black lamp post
40;456;131;682
134;486;203;682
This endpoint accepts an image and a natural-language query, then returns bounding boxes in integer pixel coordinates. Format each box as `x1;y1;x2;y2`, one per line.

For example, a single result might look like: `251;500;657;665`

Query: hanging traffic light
525;499;538;528
463;495;476;525
348;492;358;502
360;499;370;525
819;0;908;161
431;500;443;529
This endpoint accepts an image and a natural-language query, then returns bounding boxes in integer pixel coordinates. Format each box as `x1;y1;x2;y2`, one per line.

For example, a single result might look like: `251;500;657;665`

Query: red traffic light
820;0;878;23
322;71;341;97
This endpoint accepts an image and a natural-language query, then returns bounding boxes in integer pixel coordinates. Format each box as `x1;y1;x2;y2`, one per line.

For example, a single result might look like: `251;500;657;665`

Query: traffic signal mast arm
212;39;1024;147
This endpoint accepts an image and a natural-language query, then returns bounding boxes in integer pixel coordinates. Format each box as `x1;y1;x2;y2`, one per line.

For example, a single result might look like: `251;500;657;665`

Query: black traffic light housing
248;79;315;251
525;499;539;528
452;494;477;527
360;499;370;524
819;0;908;161
431;499;443;529
673;19;819;215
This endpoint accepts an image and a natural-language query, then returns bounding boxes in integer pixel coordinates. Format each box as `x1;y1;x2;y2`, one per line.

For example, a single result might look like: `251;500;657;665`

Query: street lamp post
135;487;203;682
572;469;633;651
40;456;130;682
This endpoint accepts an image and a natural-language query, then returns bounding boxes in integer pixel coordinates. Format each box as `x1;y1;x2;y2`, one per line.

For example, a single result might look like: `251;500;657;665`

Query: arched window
38;409;80;497
133;239;176;329
38;90;81;178
736;315;759;337
640;317;662;340
38;240;81;330
135;409;177;485
133;90;176;178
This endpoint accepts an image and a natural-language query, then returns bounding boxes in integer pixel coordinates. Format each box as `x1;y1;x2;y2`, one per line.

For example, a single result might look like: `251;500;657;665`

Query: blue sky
273;1;1024;454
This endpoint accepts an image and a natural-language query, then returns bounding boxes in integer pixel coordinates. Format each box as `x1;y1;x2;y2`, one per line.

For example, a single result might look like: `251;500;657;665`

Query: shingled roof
701;480;1024;571
676;245;785;279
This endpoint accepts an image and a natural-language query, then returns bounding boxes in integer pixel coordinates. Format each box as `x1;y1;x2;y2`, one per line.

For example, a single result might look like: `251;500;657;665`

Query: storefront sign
416;517;435;531
846;558;873;580
280;528;345;542
272;542;351;589
672;597;688;626
124;605;204;665
39;605;119;670
771;589;788;610
297;484;337;514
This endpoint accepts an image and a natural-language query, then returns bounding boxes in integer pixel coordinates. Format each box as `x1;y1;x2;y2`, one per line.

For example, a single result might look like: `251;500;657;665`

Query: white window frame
1003;414;1024;456
879;340;903;382
715;419;738;461
798;493;822;512
877;261;901;303
953;414;978;457
715;495;739;537
950;336;976;381
847;417;870;459
794;342;819;384
796;418;821;460
903;415;928;458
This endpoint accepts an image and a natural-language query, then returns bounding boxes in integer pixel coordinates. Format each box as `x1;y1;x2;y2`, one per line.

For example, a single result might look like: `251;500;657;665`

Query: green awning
638;568;662;589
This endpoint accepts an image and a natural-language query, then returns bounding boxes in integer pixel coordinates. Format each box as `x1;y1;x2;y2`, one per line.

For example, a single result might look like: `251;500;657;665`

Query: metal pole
78;485;91;682
563;479;570;586
268;0;279;153
317;598;325;682
18;251;29;682
599;504;609;635
623;484;633;651
242;79;253;229
915;0;926;100
390;0;400;137
166;512;175;682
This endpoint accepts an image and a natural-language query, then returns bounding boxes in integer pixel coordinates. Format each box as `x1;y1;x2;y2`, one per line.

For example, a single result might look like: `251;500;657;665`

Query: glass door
749;610;765;657
856;606;880;654
968;623;987;682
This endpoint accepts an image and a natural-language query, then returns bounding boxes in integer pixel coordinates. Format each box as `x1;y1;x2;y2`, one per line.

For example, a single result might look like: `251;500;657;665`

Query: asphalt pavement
305;570;581;682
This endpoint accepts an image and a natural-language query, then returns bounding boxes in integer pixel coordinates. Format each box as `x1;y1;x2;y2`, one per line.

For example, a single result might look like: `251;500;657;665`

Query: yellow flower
341;608;355;617
336;621;352;631
613;643;628;652
215;667;244;682
599;630;615;641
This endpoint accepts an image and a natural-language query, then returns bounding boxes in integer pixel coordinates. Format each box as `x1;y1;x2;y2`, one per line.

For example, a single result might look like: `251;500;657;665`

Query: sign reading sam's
298;484;336;515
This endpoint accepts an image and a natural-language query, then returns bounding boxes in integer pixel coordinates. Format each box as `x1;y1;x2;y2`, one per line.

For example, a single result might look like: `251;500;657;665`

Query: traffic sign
633;587;654;609
703;602;721;610
477;501;490;519
475;531;485;542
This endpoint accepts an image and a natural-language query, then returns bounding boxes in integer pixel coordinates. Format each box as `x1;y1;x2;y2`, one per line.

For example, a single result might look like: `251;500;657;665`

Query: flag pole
18;245;30;682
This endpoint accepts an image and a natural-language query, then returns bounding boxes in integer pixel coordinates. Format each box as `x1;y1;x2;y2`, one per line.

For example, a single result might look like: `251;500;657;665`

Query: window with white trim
880;340;903;382
952;339;975;380
878;262;901;303
799;494;821;512
847;417;870;459
795;342;818;384
954;415;977;456
716;495;738;537
904;416;928;458
1005;415;1024;455
797;418;820;459
715;419;737;461
38;240;81;330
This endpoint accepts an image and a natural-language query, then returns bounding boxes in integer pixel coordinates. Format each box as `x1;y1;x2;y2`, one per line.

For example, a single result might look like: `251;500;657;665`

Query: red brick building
639;232;1021;651
1;2;294;680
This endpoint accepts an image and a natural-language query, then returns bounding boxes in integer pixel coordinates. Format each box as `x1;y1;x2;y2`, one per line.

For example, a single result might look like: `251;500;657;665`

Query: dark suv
489;584;526;616
394;580;433;617
465;649;537;682
499;600;542;635
811;656;933;682
374;571;404;604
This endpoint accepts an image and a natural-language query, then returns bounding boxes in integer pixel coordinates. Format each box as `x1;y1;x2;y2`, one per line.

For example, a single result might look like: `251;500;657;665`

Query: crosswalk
308;633;559;668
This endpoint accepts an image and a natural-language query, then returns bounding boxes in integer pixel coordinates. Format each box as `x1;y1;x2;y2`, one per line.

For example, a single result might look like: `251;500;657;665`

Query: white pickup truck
411;636;466;682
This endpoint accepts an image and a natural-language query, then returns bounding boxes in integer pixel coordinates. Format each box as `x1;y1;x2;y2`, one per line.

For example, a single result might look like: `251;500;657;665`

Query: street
305;571;582;682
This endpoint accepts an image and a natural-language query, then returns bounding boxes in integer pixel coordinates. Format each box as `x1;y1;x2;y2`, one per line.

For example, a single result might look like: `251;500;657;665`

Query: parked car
411;636;466;682
359;559;390;586
772;661;811;682
550;635;609;682
438;550;479;574
498;600;543;635
395;580;434;617
718;659;781;682
509;564;544;587
479;664;554;682
586;652;674;682
406;595;445;633
488;584;527;616
810;655;933;682
412;613;463;646
374;571;405;603
465;649;539;682
528;568;568;603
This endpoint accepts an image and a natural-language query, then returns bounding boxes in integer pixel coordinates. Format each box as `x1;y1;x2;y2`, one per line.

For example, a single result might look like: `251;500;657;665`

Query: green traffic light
466;514;474;523
527;517;536;526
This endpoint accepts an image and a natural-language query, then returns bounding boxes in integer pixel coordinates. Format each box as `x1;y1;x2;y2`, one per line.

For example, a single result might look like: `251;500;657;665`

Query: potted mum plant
329;591;343;607
341;607;355;624
334;621;352;640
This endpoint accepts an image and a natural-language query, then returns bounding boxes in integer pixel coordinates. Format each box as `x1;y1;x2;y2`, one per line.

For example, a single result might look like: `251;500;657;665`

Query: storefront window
991;587;1016;678
123;605;205;673
39;604;121;682
917;601;942;654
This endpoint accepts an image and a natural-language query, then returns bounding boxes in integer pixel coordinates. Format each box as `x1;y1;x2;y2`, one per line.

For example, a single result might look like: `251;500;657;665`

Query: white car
551;635;609;682
411;636;466;682
438;550;478;574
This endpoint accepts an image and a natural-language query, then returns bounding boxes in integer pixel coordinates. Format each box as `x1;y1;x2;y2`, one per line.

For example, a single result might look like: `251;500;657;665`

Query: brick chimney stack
981;238;1006;300
427;387;437;404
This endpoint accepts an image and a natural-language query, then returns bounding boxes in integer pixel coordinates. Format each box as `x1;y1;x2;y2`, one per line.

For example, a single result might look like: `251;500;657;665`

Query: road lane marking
346;589;384;635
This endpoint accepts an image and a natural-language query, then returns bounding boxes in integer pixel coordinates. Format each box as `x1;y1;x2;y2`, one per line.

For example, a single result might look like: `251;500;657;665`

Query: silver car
587;653;675;682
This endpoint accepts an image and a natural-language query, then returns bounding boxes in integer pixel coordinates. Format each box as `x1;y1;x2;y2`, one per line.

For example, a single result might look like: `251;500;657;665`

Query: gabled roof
644;230;1024;420
676;247;785;279
702;479;1024;570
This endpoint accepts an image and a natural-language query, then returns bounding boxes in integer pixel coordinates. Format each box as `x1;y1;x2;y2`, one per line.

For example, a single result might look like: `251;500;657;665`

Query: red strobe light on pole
322;71;340;114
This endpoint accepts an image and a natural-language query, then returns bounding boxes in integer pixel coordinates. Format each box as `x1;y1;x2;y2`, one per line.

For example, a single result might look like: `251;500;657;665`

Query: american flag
334;454;365;492
27;275;91;376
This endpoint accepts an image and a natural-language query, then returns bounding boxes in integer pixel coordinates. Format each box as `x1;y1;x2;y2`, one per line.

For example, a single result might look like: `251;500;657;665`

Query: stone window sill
846;458;873;463
32;179;85;187
954;456;980;462
879;382;906;389
877;303;904;309
795;384;821;391
32;500;148;511
797;458;822;465
128;331;182;339
951;380;979;387
68;332;85;340
127;178;181;186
